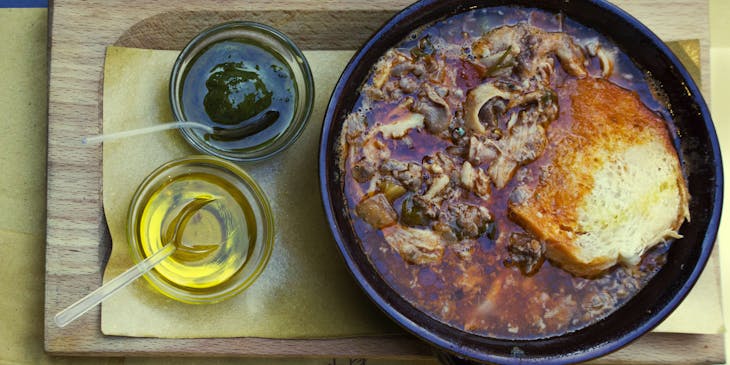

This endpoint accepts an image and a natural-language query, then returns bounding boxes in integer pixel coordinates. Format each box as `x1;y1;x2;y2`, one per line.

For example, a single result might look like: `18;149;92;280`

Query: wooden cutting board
45;0;721;363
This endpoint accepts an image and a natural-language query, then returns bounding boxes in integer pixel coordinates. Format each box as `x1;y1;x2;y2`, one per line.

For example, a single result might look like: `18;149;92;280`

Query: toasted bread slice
509;78;689;276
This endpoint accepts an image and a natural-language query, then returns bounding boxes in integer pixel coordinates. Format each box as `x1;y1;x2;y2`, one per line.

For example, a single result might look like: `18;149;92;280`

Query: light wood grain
45;0;719;362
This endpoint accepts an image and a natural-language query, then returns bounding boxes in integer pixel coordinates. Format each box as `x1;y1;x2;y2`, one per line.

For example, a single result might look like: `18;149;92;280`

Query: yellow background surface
2;1;729;363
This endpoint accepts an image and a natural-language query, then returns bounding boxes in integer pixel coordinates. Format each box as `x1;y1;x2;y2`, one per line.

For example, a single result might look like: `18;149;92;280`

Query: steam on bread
509;78;689;277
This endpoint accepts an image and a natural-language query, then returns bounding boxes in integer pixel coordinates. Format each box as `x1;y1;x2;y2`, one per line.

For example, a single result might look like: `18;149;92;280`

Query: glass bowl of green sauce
127;155;275;304
170;22;314;161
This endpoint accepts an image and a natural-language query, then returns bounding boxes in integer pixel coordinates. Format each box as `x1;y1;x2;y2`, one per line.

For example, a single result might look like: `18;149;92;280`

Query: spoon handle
54;243;176;328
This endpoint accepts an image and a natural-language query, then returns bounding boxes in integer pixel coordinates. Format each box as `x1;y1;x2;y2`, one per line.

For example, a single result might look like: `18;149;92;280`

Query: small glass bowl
170;21;314;162
127;155;274;304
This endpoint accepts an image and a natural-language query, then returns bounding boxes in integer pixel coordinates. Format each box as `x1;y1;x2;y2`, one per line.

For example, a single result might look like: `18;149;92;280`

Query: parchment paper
100;46;399;337
100;44;722;338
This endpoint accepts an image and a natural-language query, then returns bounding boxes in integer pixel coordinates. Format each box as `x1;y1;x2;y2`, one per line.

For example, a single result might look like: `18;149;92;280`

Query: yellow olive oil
138;172;256;290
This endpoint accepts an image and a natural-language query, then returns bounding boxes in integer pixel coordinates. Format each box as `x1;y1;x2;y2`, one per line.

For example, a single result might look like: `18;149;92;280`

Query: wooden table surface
45;0;721;363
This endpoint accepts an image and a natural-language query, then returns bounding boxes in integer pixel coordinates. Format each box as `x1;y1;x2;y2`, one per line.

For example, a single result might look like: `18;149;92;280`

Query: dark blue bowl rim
318;0;723;363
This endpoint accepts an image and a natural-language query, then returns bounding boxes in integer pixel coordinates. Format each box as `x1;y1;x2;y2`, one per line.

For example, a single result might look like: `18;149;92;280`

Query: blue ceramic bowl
319;0;723;363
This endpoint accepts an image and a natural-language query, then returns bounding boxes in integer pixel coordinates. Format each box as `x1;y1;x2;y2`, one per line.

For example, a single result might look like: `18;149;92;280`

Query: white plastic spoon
54;196;217;328
82;121;214;145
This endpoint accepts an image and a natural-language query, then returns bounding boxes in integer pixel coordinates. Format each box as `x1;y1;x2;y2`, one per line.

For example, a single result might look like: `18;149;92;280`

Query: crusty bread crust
510;78;689;277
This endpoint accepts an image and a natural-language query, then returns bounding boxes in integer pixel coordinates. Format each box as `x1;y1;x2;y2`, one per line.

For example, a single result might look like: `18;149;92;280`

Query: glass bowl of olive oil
170;21;314;161
127;155;274;304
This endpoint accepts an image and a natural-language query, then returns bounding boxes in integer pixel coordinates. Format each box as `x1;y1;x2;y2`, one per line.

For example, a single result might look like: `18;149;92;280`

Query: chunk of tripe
377;112;424;139
509;78;689;277
382;225;444;264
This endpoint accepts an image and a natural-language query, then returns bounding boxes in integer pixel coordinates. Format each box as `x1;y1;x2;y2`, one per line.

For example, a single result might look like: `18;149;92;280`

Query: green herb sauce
181;39;296;151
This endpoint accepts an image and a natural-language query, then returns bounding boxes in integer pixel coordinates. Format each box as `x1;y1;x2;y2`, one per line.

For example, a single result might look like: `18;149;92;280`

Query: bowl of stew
319;0;722;364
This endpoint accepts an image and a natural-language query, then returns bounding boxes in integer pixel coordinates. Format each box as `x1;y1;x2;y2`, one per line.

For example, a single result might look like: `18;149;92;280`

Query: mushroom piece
355;193;397;229
413;84;451;134
381;159;423;191
506;232;546;276
351;157;376;183
448;202;492;239
413;100;449;134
